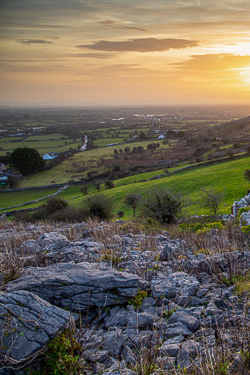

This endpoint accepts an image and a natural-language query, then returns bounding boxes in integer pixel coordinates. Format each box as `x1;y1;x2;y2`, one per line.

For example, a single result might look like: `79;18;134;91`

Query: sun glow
237;67;250;85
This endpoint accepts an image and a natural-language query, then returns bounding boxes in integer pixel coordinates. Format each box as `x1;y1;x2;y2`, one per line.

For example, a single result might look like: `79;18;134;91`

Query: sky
0;0;250;106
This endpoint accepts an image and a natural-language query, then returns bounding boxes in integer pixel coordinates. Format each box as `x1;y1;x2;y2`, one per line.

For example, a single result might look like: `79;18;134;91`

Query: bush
80;185;89;195
124;193;142;216
30;197;68;221
49;206;89;222
84;193;114;220
142;188;183;224
117;210;124;218
105;180;115;189
95;181;101;192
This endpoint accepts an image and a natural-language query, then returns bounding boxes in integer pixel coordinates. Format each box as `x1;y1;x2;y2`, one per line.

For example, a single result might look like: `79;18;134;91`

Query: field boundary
0;185;69;212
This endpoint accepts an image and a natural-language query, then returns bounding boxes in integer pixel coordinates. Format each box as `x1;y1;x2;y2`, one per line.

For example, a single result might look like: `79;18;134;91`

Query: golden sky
0;0;250;106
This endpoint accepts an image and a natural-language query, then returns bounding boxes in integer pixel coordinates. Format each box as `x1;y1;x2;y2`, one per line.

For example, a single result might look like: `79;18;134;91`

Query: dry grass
169;220;248;256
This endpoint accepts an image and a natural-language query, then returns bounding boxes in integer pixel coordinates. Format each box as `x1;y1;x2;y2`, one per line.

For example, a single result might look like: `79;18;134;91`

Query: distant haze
1;0;250;106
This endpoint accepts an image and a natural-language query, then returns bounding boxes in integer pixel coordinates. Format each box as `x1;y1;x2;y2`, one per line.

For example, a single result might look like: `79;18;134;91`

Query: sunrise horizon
1;0;250;107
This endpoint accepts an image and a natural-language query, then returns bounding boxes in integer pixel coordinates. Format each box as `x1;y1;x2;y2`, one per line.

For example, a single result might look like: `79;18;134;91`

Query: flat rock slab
0;290;72;369
7;262;148;312
151;271;199;299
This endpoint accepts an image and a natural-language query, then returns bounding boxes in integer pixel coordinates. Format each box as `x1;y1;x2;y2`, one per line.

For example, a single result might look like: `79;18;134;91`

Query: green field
0;134;82;156
0;188;58;212
3;156;250;218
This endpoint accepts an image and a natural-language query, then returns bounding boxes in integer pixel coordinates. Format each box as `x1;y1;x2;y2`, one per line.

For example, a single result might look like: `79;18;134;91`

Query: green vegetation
128;290;148;310
143;188;183;224
3;155;250;219
0;188;58;212
84;193;114;220
26;329;84;375
9;147;45;175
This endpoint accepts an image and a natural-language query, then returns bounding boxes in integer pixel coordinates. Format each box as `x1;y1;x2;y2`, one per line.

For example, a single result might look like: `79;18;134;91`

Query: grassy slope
19;141;172;187
0;188;58;212
65;156;250;218
3;155;250;218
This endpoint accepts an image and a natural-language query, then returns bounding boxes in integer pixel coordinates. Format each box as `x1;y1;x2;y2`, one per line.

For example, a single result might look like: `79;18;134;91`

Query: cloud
73;52;114;59
99;20;147;32
17;39;54;45
172;54;250;71
77;38;198;52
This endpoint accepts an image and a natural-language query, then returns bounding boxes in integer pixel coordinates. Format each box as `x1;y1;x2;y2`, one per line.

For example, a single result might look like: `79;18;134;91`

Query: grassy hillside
18;141;173;188
63;156;250;218
2;156;250;218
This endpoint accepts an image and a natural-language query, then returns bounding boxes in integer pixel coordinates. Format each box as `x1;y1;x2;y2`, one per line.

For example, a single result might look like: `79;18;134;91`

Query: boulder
7;262;148;313
169;310;200;332
0;290;73;370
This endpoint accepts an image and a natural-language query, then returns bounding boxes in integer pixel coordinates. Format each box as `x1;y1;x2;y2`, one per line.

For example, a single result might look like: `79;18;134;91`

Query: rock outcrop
0;290;73;369
7;262;148;312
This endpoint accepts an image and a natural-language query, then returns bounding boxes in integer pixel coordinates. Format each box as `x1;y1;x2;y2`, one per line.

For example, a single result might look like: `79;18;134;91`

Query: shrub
84;193;114;220
95;181;101;192
80;185;89;195
117;210;124;218
124;193;142;217
30;197;68;221
49;206;89;222
142;188;183;224
105;179;115;189
199;188;225;216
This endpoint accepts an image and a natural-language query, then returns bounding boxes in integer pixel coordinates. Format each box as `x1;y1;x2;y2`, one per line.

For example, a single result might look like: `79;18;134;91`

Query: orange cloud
77;38;198;53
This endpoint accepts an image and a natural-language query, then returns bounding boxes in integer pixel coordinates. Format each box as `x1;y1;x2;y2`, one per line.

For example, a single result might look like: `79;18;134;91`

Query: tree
124;147;131;153
139;131;146;140
9;147;45;175
200;188;225;216
143;188;183;224
125;193;142;216
80;185;89;195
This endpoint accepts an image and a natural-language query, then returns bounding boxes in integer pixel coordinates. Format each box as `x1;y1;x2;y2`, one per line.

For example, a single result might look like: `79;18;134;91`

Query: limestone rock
0;290;73;369
7;262;148;313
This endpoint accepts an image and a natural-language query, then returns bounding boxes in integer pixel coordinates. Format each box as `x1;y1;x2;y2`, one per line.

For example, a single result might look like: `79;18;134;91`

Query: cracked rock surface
0;290;73;366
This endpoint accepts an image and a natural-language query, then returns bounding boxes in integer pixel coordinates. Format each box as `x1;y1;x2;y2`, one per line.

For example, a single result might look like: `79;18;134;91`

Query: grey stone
159;243;180;261
104;308;135;329
182;340;201;357
176;347;191;369
7;262;148;313
82;349;108;363
165;322;192;338
0;290;73;368
102;329;125;357
37;232;70;249
128;312;158;329
160;342;179;357
151;272;199;299
169;310;200;332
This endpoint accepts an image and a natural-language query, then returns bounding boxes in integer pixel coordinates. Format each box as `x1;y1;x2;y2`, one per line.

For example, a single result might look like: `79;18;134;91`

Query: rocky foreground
1;222;250;374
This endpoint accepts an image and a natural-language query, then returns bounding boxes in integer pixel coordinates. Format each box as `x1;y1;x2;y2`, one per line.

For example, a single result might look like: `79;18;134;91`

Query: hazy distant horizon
1;0;250;107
